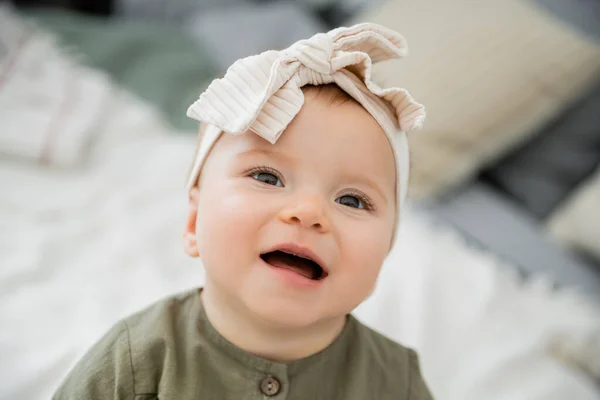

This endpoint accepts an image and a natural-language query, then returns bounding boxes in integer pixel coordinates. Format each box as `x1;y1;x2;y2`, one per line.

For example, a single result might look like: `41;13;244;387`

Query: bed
1;3;599;399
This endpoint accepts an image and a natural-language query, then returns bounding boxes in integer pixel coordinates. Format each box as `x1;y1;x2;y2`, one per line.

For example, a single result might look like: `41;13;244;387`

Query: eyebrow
237;148;294;163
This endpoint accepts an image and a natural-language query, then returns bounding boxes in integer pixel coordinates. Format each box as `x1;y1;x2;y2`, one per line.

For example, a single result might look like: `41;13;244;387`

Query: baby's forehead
216;93;396;186
234;94;387;152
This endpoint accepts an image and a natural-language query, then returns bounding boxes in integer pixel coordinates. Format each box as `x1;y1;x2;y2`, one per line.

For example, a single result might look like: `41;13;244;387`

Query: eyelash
340;189;376;212
244;165;376;212
244;165;284;185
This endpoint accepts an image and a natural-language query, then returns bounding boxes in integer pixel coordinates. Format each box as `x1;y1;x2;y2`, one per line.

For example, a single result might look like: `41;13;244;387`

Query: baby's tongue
263;251;314;279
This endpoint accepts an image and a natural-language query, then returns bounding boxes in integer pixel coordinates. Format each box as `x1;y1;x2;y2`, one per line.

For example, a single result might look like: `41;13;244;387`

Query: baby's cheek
217;189;266;226
195;191;258;282
196;187;268;250
342;223;389;285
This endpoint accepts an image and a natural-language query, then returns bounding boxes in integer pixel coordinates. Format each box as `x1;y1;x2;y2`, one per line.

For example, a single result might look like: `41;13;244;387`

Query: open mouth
260;250;327;281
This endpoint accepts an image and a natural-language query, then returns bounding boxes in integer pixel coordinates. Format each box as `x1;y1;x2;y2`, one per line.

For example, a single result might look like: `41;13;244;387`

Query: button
260;375;281;396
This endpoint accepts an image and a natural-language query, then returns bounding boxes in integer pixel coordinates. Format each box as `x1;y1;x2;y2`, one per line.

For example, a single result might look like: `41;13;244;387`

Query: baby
54;23;432;399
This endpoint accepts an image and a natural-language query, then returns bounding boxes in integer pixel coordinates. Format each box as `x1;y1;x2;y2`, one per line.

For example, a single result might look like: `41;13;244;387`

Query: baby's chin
236;281;344;329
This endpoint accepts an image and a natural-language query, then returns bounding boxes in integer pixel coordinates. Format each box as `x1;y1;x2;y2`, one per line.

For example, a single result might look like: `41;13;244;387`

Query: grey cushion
531;0;600;43
482;82;600;219
421;182;600;301
185;2;326;71
116;0;252;23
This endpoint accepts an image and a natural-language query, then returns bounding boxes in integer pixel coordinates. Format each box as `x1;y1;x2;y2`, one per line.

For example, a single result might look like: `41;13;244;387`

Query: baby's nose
278;195;331;233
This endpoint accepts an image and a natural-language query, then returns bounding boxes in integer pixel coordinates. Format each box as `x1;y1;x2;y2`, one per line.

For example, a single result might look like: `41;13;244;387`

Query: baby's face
186;90;397;328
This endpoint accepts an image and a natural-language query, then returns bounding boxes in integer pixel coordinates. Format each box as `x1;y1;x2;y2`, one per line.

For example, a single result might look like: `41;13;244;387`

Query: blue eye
336;195;364;209
252;171;283;187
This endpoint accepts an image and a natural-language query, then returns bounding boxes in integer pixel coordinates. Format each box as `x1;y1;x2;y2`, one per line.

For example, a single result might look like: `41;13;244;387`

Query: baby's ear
183;188;201;257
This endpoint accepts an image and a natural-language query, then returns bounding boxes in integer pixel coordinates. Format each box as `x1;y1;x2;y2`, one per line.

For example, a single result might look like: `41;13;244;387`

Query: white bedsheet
1;7;599;398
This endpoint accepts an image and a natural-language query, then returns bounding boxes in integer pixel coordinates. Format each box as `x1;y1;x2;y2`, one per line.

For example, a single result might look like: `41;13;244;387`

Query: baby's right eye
250;169;283;187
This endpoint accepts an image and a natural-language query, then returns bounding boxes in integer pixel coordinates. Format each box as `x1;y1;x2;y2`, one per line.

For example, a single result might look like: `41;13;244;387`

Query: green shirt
53;289;433;399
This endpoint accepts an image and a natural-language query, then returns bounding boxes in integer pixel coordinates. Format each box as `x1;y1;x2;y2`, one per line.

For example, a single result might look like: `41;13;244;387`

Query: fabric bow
187;23;425;144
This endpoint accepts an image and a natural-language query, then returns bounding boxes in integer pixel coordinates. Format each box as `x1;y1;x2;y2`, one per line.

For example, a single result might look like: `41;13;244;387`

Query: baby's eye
252;171;283;187
336;195;365;209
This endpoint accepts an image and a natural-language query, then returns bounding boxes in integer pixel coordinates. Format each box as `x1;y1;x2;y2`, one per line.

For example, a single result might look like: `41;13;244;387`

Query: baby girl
54;23;433;399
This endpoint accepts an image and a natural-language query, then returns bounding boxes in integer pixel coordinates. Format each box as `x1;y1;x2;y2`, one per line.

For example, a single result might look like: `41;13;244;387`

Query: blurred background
1;0;599;399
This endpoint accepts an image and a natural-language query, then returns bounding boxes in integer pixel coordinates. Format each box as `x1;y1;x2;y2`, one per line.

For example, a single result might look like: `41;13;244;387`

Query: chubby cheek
337;220;392;300
195;182;268;277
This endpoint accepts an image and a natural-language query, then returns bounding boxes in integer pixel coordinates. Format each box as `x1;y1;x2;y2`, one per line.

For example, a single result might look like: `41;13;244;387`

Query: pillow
423;182;600;298
0;5;113;167
185;2;326;70
355;0;600;199
482;83;600;219
27;8;218;132
530;0;600;41
548;166;600;263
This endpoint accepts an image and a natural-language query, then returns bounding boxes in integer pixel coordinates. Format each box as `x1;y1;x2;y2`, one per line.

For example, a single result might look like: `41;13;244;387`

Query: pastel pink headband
186;23;425;241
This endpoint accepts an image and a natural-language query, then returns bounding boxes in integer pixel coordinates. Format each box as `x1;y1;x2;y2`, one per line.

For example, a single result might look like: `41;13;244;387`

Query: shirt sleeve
407;349;435;400
52;321;136;400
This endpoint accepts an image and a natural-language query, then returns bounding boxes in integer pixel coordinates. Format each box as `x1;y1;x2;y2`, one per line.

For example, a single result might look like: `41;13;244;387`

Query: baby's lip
260;242;329;275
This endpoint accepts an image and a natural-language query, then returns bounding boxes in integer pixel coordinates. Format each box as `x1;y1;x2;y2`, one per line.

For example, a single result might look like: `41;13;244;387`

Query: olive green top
53;289;434;399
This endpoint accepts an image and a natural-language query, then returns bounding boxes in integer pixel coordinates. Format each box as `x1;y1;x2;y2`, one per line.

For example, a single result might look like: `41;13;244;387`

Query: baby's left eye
336;195;364;209
252;171;283;187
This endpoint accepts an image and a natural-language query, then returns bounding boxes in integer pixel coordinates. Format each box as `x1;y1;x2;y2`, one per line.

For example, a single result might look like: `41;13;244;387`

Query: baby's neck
201;285;346;362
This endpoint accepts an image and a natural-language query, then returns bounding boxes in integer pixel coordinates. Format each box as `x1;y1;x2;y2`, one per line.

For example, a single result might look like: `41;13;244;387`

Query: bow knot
284;33;335;75
187;23;425;144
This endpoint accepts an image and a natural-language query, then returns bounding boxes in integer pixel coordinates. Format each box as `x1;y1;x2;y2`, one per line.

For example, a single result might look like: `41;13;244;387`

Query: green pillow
26;8;218;132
